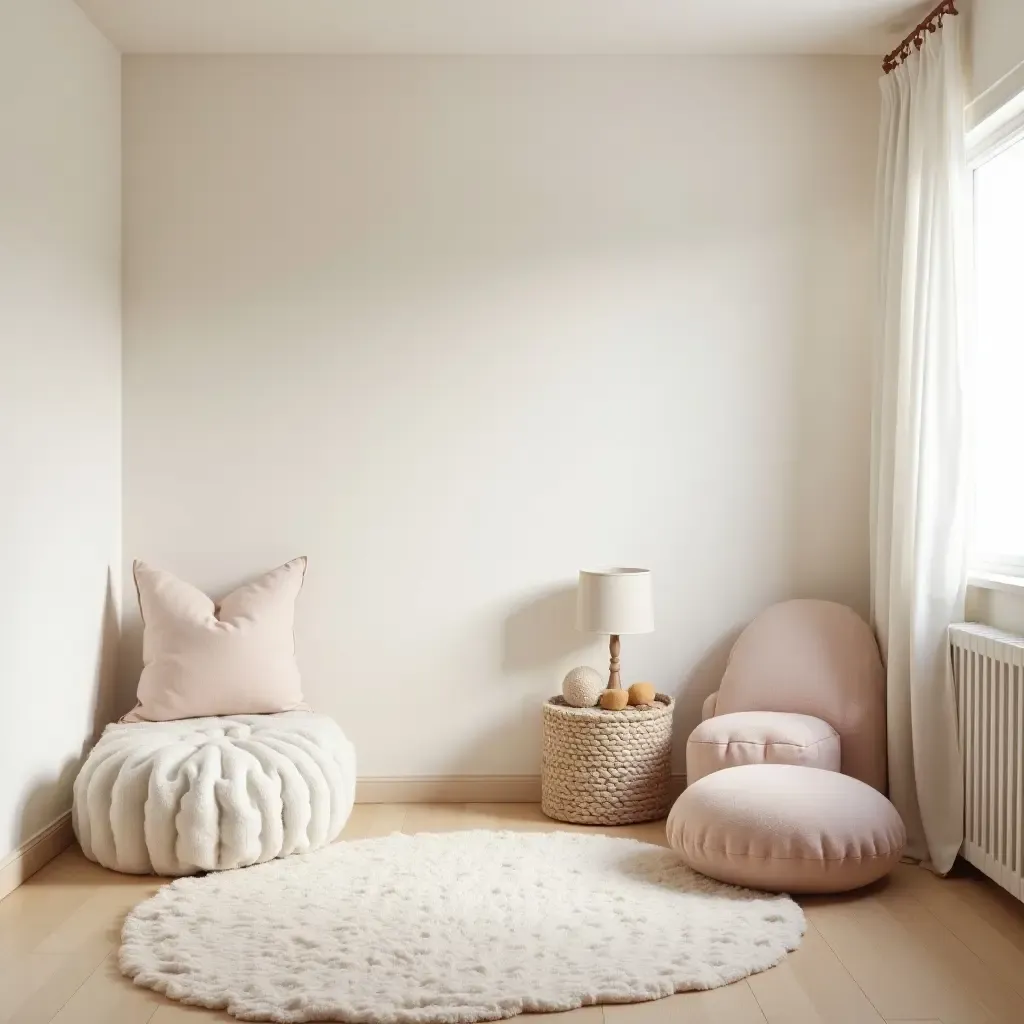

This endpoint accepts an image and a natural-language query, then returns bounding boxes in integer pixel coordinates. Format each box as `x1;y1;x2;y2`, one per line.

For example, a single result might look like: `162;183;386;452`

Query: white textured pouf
73;712;356;875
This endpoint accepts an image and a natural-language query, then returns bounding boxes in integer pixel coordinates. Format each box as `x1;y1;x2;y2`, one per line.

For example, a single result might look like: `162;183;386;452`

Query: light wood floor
3;803;1024;1023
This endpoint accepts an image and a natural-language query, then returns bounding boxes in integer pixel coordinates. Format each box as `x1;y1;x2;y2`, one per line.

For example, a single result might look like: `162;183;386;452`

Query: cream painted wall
0;1;121;861
123;56;878;776
968;0;1024;103
965;0;1024;129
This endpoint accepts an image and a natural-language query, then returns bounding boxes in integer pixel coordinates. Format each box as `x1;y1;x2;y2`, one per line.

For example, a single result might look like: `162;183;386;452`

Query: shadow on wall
670;628;741;765
16;566;120;849
787;218;872;619
502;582;590;672
118;613;143;717
16;757;82;847
394;582;593;778
88;567;122;740
448;616;743;783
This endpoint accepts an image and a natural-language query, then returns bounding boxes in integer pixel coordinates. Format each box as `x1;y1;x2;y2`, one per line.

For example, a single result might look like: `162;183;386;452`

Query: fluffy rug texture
74;713;356;875
120;830;805;1023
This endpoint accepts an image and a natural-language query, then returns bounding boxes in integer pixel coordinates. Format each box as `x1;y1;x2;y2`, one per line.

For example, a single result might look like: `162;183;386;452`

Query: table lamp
576;568;654;690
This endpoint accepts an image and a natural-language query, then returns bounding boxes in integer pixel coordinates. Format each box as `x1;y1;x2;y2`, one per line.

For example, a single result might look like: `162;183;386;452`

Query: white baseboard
356;775;542;803
0;811;75;901
356;774;686;805
0;776;687;899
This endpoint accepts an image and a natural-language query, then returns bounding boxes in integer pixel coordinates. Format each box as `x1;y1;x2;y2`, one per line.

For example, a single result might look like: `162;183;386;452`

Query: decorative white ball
562;666;605;708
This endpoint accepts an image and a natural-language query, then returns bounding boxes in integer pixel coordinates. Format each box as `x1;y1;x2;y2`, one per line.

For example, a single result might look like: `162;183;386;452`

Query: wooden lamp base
597;634;627;708
607;634;621;689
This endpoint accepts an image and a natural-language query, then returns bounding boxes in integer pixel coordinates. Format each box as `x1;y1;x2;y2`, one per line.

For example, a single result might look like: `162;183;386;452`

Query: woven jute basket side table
541;694;674;826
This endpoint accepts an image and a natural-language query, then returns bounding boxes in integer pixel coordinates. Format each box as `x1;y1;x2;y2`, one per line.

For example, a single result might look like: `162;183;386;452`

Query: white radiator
950;622;1024;900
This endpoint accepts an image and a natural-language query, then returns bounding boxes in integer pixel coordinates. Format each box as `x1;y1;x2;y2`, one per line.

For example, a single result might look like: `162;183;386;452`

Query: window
971;133;1024;576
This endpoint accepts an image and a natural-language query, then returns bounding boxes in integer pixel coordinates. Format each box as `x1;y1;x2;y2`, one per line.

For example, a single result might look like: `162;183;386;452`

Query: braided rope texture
541;694;674;825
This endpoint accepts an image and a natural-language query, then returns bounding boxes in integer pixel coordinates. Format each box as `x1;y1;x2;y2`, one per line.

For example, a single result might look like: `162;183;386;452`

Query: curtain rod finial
882;0;958;74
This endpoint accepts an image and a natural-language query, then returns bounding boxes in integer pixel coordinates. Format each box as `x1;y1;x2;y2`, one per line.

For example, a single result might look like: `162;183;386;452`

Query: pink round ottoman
667;764;905;893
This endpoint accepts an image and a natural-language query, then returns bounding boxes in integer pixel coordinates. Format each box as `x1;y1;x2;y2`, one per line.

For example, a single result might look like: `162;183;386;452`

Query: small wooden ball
598;689;629;711
562;666;605;708
628;682;656;706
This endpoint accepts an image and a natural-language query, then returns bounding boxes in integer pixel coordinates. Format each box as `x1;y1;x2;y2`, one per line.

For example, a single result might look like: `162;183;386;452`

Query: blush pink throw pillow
123;557;308;723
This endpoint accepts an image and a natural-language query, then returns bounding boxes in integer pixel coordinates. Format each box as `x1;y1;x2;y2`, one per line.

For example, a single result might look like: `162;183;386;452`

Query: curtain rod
882;0;959;74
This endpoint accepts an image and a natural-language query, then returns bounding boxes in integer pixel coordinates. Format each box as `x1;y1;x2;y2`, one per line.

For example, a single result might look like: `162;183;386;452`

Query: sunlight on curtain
872;15;968;874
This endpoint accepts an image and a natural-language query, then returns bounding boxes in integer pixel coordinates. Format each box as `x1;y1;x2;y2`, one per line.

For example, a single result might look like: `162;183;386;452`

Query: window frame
966;99;1024;584
967;86;1024;168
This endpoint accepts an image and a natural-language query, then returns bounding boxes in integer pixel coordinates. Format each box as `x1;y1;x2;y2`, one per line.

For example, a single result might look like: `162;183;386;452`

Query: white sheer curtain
871;16;969;873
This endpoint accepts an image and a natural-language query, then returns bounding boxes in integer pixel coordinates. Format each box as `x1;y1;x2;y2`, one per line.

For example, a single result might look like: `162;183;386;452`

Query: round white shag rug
120;830;805;1024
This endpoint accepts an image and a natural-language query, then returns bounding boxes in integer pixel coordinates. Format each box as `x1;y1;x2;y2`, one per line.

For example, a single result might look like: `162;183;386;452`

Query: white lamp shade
576;568;654;635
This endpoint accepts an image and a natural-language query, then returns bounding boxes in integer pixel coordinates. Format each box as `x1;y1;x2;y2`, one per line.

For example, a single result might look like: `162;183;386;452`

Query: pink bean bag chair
691;599;887;789
669;599;905;893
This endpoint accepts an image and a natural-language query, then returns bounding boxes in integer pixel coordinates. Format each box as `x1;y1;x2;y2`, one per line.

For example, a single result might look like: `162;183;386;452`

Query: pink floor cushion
686;711;840;785
667;764;906;894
